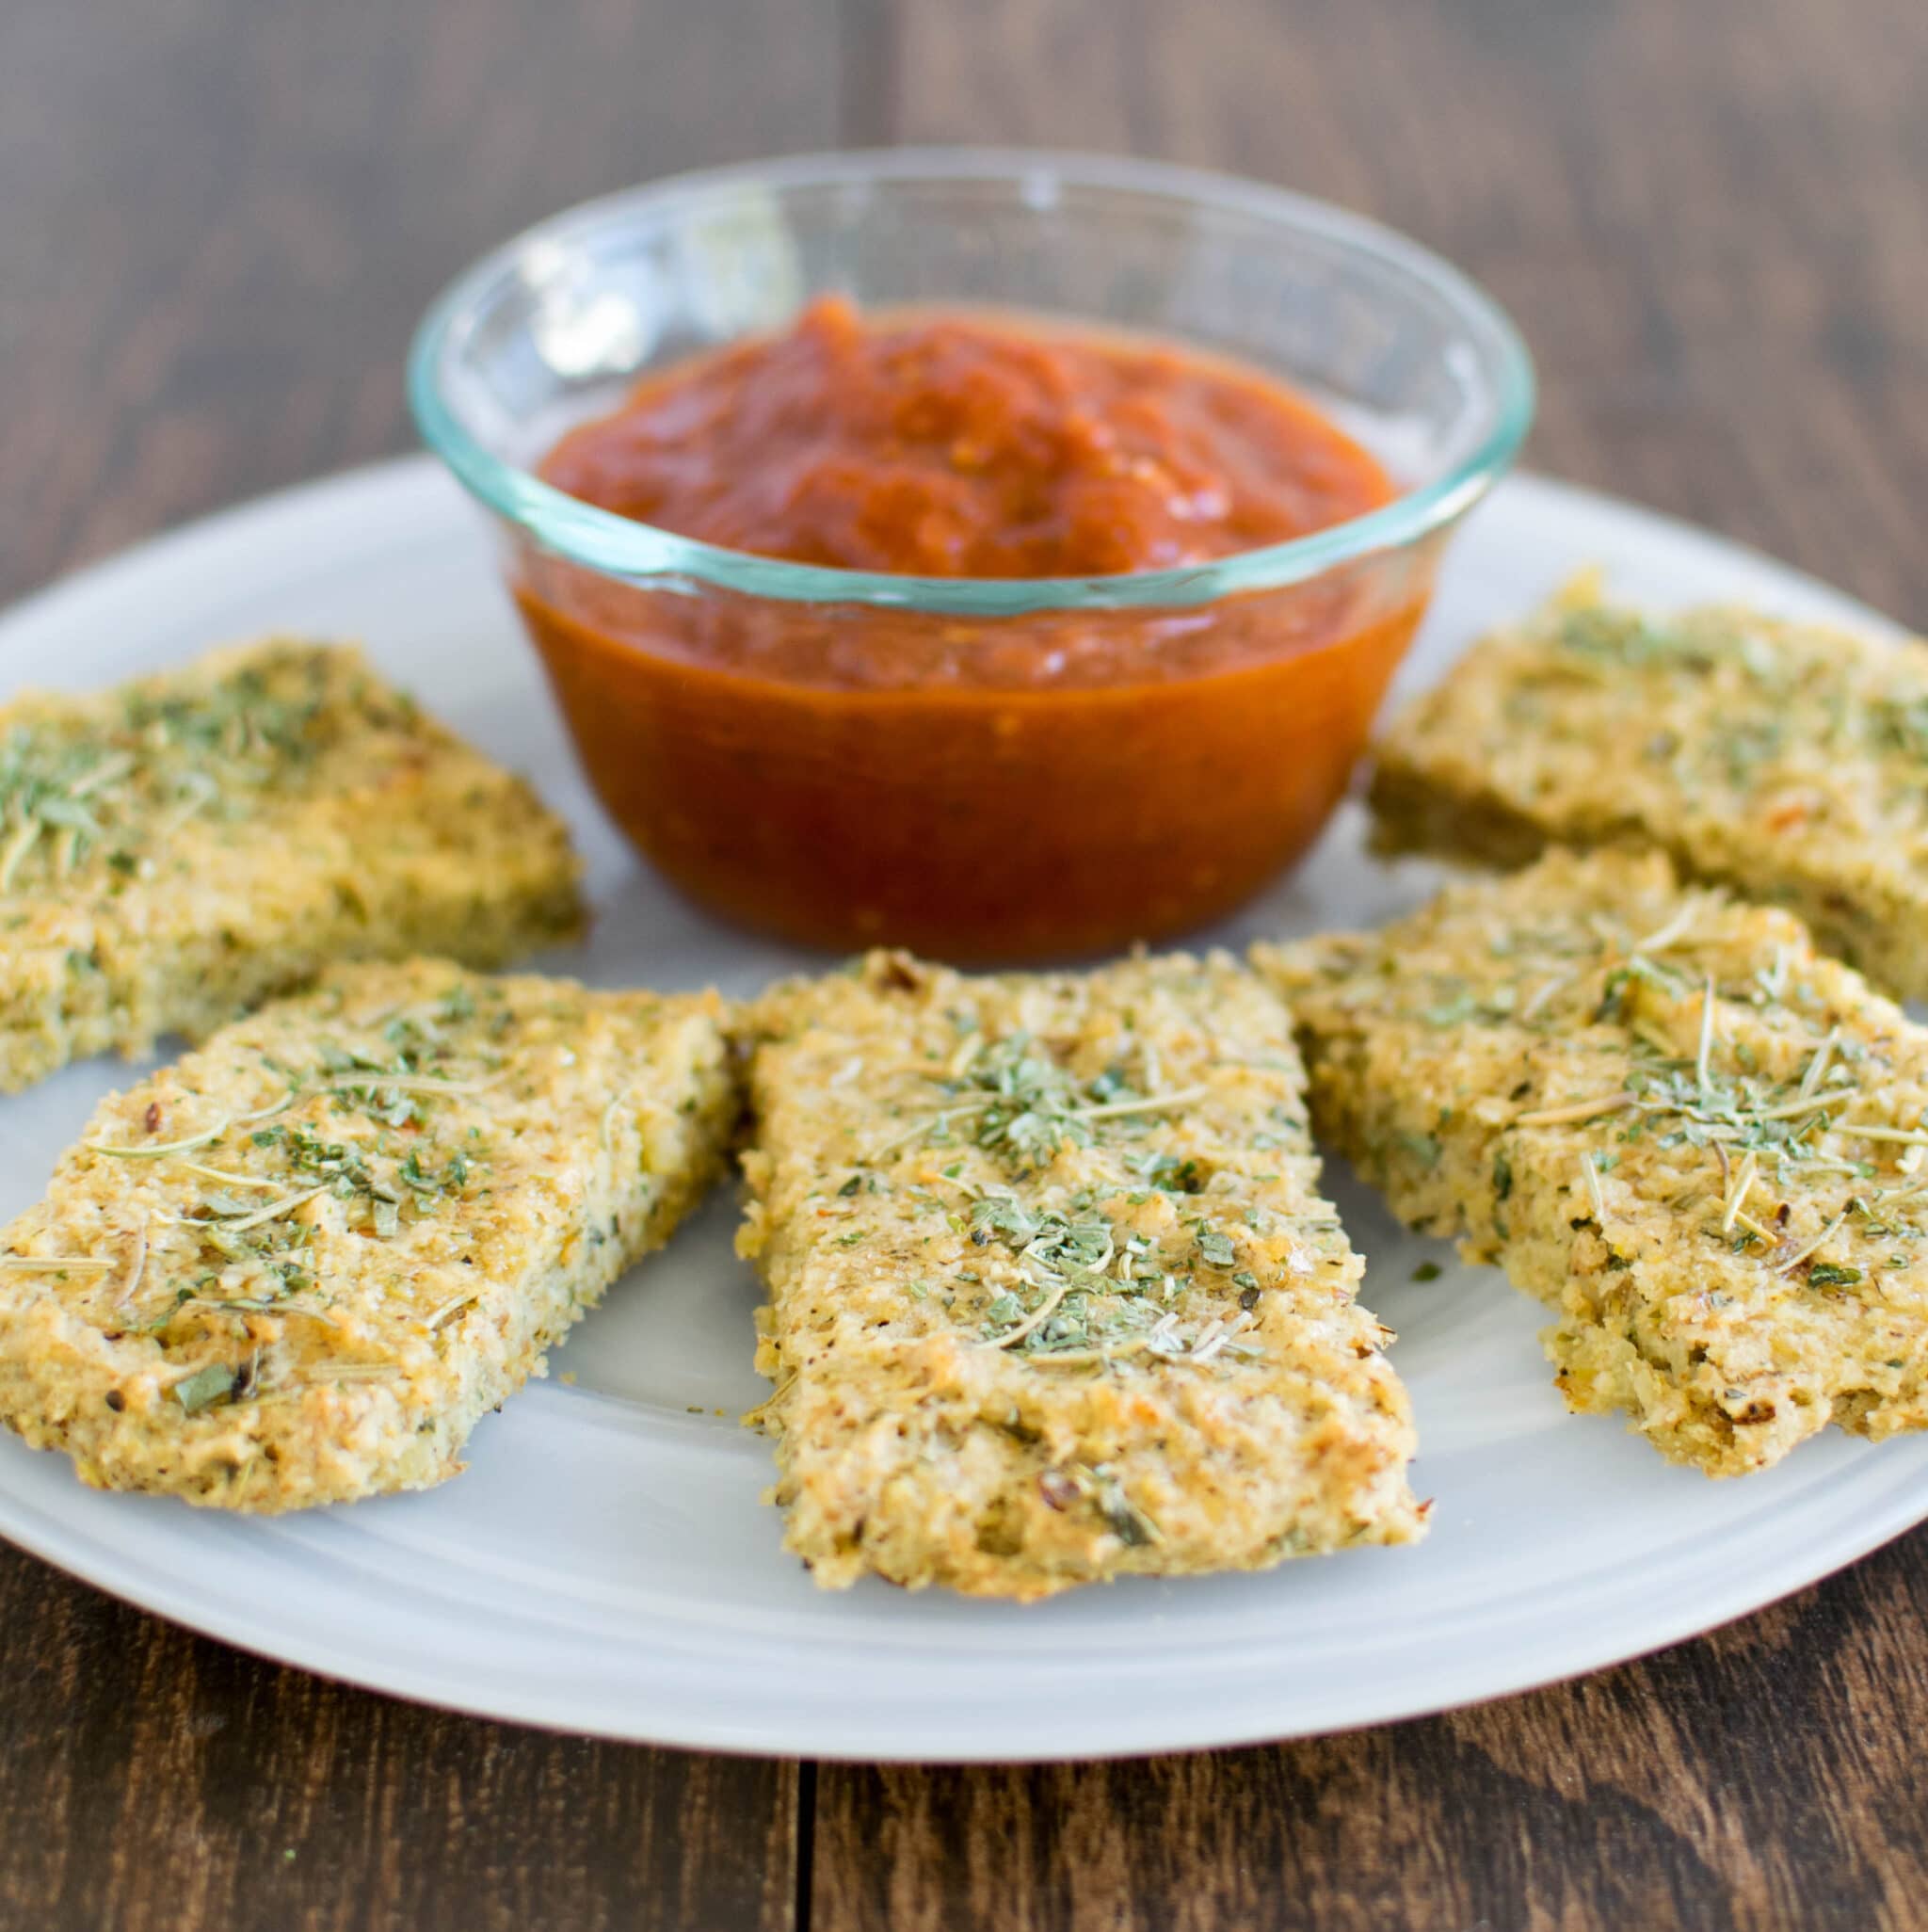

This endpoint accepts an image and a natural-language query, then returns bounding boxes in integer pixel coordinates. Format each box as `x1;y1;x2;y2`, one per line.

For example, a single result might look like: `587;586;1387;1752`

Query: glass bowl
409;149;1534;961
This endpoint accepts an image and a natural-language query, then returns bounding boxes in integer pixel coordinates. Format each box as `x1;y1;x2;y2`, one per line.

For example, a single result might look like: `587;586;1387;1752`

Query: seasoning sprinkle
1581;1152;1606;1221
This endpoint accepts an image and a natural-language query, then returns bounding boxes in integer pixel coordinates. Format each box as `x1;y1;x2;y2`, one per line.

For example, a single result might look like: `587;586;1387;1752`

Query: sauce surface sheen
538;295;1394;584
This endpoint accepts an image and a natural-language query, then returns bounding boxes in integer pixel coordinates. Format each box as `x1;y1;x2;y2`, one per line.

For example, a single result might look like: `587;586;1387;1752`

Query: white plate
0;458;1920;1763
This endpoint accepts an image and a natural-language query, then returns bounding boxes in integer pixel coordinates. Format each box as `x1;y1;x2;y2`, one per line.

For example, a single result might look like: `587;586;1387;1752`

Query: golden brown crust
1260;848;1928;1476
738;951;1423;1601
1368;578;1928;998
0;642;585;1092
0;959;736;1508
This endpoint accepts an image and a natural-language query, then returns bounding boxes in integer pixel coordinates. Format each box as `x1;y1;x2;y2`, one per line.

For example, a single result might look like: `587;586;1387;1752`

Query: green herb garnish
1807;1263;1864;1289
172;1362;239;1415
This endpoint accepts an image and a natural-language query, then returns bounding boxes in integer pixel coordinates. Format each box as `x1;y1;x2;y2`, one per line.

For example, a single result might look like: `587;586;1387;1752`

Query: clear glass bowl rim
407;147;1536;615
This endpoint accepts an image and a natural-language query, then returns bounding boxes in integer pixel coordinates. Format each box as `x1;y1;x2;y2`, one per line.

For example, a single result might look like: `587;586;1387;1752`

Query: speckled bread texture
0;959;736;1508
1259;848;1928;1477
0;641;586;1092
737;951;1424;1601
1366;577;1928;999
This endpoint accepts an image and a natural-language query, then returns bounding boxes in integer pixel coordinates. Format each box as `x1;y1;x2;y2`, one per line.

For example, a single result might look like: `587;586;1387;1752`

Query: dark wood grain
0;1553;798;1932
0;0;842;606
816;1538;1928;1931
3;0;1928;1925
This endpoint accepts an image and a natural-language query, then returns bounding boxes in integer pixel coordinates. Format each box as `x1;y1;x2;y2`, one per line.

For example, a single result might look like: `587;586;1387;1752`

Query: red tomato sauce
539;296;1392;579
518;298;1424;958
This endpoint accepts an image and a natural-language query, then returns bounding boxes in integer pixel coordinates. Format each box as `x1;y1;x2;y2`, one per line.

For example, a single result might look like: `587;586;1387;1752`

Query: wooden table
4;0;1926;1924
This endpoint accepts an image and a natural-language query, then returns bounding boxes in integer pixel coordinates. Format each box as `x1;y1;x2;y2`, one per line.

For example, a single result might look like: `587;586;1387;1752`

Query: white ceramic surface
0;458;1920;1762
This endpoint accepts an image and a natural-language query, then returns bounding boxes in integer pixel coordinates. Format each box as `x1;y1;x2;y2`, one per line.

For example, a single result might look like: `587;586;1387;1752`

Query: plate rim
0;453;1920;1763
1;1395;1923;1762
4;451;1904;649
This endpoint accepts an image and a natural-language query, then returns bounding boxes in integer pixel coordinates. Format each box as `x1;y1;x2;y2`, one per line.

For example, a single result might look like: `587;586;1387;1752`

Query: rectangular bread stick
0;959;735;1508
739;951;1423;1600
0;641;585;1091
1367;578;1928;999
1260;848;1928;1476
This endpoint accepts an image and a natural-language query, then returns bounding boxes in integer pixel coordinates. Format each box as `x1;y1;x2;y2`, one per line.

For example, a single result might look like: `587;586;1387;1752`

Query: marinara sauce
519;297;1428;958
